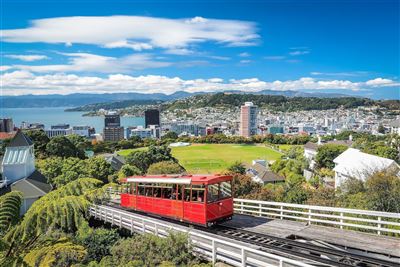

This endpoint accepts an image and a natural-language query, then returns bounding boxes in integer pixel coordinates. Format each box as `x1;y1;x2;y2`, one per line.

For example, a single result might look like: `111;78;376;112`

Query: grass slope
118;144;282;174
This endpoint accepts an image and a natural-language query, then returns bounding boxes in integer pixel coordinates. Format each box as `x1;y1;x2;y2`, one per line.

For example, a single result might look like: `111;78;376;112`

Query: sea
1;107;145;133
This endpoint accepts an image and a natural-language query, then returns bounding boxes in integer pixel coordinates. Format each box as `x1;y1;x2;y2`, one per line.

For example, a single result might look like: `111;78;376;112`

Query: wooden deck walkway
222;214;400;258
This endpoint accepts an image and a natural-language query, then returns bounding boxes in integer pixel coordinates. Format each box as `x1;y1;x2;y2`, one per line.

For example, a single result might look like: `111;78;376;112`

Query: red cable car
119;174;233;226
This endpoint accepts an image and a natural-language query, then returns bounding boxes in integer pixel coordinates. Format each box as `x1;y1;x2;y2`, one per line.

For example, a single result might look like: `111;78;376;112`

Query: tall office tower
144;109;160;128
239;102;258;137
0;118;14;133
103;111;124;141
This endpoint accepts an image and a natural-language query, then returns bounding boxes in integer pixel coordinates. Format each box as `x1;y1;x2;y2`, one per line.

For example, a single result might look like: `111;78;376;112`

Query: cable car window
161;184;173;199
130;183;136;195
220;181;232;199
192;185;205;203
153;183;162;198
138;183;146;196
144;184;153;197
184;186;191;201
177;185;183;200
170;185;178;200
207;184;219;203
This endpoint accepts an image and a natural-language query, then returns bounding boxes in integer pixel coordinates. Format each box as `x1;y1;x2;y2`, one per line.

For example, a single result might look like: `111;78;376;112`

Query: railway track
208;225;399;267
103;202;399;267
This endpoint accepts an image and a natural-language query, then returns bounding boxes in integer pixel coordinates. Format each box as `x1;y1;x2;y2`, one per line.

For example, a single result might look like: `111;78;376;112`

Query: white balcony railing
234;198;400;236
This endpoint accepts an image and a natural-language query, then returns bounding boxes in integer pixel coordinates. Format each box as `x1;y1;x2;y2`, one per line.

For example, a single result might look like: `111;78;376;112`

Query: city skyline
1;0;399;99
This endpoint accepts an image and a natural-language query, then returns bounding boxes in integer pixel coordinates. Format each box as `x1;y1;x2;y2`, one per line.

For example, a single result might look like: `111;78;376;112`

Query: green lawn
118;144;283;174
117;147;147;157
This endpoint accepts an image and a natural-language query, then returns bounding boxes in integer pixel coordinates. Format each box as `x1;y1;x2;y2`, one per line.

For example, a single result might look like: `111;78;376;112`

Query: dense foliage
164;93;382;112
0;191;22;236
147;161;185;175
126;145;178;173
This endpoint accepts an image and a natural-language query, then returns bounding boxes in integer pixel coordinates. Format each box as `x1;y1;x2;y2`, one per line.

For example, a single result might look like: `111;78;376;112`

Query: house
0;131;51;214
389;119;400;135
333;148;400;189
246;160;285;185
102;153;126;171
304;136;353;169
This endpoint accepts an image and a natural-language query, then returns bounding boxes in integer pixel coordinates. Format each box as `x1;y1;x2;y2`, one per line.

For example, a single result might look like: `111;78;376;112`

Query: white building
72;125;93;137
129;125;160;139
45;128;73;138
0;131;51;214
333;148;399;189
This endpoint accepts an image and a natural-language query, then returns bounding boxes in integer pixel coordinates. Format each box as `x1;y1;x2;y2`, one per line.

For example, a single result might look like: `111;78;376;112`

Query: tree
126;145;177;173
4;178;104;255
68;134;91;151
227;161;246;175
23;239;87;267
118;164;141;179
162;131;178;140
46;136;85;159
0;191;22;236
85;157;114;183
306;187;337;206
147;161;185;175
24;130;50;158
230;173;261;197
75;222;120;263
365;170;400;212
315;144;347;169
109;232;198;266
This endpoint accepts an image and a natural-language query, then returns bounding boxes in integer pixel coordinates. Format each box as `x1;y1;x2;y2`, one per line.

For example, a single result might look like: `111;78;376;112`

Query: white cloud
365;78;399;87
8;52;171;73
289;50;310;56
2;16;259;51
0;66;12;71
239;59;252;64
238;52;250;57
311;71;370;77
2;71;398;96
5;54;49;61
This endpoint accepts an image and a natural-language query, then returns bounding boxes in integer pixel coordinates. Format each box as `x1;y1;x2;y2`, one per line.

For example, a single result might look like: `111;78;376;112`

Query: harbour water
1;107;144;133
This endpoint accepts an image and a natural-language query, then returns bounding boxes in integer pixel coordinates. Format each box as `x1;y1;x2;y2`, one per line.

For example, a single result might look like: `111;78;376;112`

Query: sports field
118;144;283;173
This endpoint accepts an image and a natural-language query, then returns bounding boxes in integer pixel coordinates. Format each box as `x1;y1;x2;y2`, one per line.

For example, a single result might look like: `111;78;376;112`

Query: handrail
89;204;313;267
106;188;400;236
234;199;400;236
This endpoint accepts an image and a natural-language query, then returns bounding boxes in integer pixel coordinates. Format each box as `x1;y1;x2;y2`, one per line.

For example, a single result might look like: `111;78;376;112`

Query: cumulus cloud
5;54;49;61
7;52;171;73
1;71;398;96
2;16;259;51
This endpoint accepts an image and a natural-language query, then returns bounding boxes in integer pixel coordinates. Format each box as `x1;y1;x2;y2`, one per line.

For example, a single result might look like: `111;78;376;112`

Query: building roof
304;142;319;151
333;148;398;180
249;162;285;183
8;131;33;147
11;170;51;198
389;119;400;128
0;132;16;141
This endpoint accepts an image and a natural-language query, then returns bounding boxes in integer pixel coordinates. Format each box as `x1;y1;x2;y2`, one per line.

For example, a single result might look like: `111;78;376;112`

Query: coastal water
1;107;144;133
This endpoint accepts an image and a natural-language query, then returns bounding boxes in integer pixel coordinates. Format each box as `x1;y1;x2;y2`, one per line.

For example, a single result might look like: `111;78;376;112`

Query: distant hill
162;93;397;112
1;90;354;108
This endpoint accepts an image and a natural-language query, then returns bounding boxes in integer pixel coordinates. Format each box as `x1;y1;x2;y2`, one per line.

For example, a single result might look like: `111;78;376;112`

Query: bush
147;161;185;175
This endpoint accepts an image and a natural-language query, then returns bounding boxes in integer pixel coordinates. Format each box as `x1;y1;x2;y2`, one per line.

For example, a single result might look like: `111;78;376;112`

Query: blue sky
1;0;399;99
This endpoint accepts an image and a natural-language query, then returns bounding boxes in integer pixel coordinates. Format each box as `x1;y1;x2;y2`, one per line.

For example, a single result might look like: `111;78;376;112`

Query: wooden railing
234;199;400;236
89;204;313;267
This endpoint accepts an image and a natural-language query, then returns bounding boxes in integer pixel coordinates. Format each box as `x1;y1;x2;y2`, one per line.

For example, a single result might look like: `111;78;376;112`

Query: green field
118;144;283;174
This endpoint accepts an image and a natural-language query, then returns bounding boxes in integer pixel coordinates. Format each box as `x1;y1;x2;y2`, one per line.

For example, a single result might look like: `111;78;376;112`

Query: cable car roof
120;174;232;185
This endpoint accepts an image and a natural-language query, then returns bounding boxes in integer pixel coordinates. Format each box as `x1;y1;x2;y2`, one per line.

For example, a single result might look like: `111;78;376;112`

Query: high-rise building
104;112;121;128
239;102;258;137
144;109;160;128
0;118;14;133
103;112;124;141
